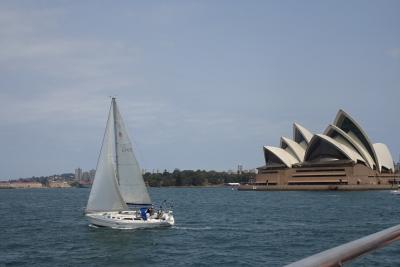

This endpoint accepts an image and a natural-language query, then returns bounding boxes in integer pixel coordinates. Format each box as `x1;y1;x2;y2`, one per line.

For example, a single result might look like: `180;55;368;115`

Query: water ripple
0;188;399;266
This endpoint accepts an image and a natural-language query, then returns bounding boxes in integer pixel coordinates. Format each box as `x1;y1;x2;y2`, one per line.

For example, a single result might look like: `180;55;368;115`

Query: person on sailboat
140;208;148;221
147;207;154;216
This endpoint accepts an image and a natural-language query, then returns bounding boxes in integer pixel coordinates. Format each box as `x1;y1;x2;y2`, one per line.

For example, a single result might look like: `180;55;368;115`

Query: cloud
0;2;399;178
386;48;400;60
0;7;62;36
0;5;279;147
0;5;149;126
0;5;142;79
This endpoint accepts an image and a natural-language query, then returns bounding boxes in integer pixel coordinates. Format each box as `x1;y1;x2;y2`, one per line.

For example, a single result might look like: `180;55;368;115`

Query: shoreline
2;183;397;191
0;184;231;189
238;184;397;191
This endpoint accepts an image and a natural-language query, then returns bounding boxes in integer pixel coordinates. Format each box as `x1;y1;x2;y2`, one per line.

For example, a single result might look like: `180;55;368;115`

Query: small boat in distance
85;98;174;229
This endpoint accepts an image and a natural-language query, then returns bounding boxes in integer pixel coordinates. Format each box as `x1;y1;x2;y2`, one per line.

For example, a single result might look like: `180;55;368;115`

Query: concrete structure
241;110;399;191
0;182;43;189
48;181;71;188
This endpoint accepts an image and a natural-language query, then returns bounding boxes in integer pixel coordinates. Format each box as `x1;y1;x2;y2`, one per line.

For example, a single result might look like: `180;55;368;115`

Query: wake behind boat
85;98;174;229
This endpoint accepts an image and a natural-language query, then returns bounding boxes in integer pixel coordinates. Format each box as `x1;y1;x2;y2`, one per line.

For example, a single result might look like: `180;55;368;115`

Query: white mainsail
86;103;128;212
113;101;152;205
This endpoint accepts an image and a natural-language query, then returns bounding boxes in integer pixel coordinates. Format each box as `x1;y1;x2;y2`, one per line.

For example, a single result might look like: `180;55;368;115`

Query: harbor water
0;188;399;266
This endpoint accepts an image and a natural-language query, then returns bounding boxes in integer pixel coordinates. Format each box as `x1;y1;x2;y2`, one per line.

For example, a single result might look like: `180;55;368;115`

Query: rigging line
112;97;120;184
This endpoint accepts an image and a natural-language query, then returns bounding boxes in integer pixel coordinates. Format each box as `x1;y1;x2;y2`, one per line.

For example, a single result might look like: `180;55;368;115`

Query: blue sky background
0;1;399;179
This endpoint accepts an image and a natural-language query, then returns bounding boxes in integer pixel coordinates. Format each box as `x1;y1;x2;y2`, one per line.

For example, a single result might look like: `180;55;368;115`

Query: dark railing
285;224;400;267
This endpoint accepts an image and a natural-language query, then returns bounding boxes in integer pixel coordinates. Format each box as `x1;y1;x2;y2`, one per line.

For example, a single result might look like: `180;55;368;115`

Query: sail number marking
122;147;133;153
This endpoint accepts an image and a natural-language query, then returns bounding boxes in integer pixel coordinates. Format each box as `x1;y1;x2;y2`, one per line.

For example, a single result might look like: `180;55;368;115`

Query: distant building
75;168;82;181
237;165;243;174
89;169;96;181
395;162;400;174
82;171;90;181
248;168;257;174
48;181;71;188
253;110;398;189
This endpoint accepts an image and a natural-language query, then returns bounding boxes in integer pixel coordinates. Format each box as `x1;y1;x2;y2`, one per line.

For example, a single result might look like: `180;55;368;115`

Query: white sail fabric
114;102;152;205
86;104;128;212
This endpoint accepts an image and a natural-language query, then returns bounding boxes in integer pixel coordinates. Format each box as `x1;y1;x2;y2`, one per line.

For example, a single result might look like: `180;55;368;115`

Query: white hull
86;211;174;229
390;190;400;195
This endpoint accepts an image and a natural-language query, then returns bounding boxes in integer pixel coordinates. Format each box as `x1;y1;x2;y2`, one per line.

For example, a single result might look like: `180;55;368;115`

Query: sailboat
85;98;174;229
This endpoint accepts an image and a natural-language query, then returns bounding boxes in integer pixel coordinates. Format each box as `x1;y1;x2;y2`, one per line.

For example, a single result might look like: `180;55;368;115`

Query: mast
112;97;120;184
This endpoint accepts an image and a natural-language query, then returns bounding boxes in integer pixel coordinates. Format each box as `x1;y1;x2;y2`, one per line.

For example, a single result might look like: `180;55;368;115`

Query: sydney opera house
247;110;399;190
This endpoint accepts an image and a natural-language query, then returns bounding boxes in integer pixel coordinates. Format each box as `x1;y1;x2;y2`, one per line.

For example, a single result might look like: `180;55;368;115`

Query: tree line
143;169;255;187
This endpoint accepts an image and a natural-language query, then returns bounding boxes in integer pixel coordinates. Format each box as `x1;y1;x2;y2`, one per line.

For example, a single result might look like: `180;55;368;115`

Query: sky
0;1;399;179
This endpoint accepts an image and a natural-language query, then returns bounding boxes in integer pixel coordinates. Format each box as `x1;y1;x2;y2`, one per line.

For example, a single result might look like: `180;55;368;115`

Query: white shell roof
373;143;395;172
280;137;306;162
262;110;394;174
324;124;375;169
264;146;299;168
333;109;379;170
305;134;365;163
293;123;314;144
